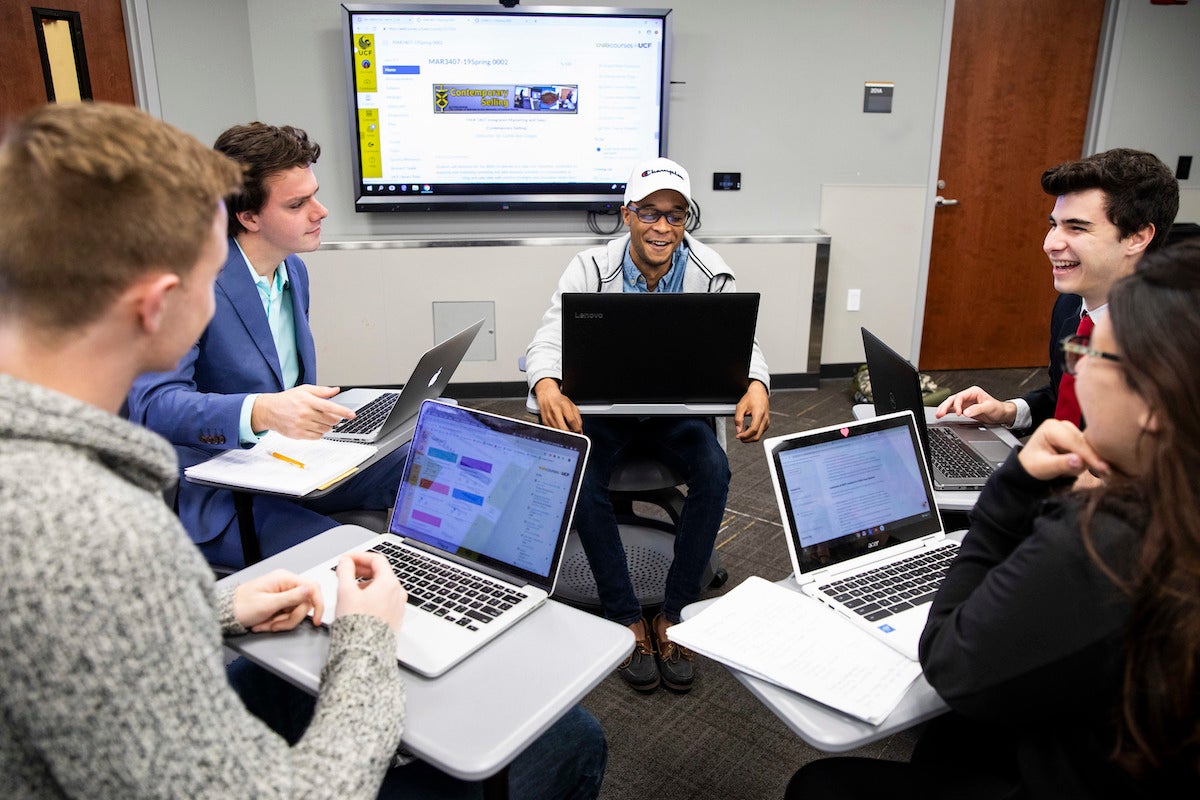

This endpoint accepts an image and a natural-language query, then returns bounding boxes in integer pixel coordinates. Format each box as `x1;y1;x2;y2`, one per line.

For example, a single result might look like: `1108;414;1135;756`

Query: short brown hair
0;102;242;331
214;123;321;238
1041;148;1179;252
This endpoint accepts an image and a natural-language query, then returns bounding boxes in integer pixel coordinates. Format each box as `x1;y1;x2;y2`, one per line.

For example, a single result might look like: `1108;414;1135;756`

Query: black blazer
1020;293;1083;431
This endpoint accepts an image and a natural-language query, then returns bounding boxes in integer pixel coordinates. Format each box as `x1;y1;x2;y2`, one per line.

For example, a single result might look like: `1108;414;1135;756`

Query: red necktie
1054;311;1094;425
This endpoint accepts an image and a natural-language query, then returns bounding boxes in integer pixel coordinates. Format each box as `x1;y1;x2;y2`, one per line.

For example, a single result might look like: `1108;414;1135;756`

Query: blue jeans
200;443;410;567
227;658;607;799
576;417;730;625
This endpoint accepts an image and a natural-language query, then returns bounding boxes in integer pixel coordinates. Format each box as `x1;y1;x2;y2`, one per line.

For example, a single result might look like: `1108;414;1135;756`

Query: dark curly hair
1041;148;1179;252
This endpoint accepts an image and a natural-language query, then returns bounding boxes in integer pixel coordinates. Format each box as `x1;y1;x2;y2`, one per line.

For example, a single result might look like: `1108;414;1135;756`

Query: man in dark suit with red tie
936;148;1178;431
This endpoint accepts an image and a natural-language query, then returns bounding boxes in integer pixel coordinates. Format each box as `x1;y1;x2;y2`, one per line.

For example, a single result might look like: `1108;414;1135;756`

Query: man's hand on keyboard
935;386;1017;427
251;384;355;439
336;552;408;633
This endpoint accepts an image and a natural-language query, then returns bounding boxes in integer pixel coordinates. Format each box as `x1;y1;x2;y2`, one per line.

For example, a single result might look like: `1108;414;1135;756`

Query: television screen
342;3;672;212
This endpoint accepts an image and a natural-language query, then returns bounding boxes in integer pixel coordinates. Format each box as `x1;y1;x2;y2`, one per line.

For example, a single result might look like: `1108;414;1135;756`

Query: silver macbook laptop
763;411;959;660
325;319;484;443
561;292;760;415
303;399;590;677
861;327;1014;490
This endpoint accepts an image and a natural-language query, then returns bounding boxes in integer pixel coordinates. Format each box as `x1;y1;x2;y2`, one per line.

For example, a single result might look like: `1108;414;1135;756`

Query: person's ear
1142;408;1160;435
1125;224;1154;256
237;208;260;233
620;205;634;229
134;273;182;334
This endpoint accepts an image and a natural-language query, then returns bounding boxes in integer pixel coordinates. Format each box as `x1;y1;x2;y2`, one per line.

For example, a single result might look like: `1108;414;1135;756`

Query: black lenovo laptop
861;327;1014;490
561;292;760;414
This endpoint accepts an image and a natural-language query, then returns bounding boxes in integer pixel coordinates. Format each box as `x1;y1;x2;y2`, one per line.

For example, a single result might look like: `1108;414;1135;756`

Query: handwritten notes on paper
184;432;376;497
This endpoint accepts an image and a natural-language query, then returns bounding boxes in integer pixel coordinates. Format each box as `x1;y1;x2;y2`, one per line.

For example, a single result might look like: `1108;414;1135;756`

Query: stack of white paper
668;576;923;725
184;431;377;497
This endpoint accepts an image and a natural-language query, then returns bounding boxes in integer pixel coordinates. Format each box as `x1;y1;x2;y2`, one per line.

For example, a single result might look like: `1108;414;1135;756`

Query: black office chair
552;435;729;612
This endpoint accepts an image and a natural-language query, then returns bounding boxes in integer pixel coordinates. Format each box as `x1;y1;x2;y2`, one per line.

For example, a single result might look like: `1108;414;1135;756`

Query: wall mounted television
341;3;672;213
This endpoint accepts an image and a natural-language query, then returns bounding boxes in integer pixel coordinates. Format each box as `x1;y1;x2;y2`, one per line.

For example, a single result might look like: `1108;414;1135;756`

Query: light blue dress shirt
236;240;300;443
621;240;689;294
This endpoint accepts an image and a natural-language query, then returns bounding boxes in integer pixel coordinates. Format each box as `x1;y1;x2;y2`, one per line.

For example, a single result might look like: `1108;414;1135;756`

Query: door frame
120;0;161;117
909;0;1123;365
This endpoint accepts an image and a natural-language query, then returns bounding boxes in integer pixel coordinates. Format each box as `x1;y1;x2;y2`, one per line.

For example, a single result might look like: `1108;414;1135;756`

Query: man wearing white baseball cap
525;156;771;694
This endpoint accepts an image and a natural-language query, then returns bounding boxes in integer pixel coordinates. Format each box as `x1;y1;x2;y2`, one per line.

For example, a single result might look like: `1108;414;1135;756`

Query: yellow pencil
270;450;305;469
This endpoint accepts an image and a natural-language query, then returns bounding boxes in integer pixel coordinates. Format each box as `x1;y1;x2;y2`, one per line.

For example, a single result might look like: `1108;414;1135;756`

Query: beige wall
306;240;820;388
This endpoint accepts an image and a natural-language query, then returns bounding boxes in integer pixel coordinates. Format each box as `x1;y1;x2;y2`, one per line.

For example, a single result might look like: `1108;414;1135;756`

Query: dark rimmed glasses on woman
1060;334;1122;376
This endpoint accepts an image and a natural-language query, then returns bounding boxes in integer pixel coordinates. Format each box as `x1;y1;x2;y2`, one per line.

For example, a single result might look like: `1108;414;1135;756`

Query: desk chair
552;436;729;611
519;360;728;611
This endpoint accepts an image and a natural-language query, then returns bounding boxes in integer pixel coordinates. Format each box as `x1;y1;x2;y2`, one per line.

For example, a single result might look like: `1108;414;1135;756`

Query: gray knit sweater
0;373;405;798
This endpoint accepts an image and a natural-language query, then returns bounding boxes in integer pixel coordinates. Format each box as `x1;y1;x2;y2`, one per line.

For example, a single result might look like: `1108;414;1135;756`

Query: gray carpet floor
464;366;1041;799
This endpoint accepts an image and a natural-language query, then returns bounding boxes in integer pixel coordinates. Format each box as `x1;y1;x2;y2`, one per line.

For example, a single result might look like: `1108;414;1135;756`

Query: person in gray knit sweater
0;102;605;799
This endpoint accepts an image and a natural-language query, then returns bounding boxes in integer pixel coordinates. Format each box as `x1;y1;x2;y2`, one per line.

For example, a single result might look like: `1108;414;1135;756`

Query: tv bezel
341;3;673;213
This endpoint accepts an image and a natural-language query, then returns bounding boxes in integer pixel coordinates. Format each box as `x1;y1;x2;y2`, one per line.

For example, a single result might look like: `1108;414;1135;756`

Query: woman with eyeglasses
786;238;1200;799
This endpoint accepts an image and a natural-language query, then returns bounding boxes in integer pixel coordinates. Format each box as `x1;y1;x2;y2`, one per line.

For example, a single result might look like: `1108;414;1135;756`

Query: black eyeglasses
626;204;689;227
1060;334;1122;375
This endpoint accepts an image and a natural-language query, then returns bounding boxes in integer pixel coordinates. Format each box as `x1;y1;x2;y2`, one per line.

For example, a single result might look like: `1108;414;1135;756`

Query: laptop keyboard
329;392;400;436
819;543;958;622
928;426;993;479
360;540;529;632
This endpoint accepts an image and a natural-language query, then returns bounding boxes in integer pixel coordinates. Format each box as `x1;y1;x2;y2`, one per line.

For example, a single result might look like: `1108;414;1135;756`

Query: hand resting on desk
233;569;325;633
234;554;407;634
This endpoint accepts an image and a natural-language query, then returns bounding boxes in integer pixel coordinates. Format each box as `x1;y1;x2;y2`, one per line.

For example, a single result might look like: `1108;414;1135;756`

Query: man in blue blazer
128;123;404;568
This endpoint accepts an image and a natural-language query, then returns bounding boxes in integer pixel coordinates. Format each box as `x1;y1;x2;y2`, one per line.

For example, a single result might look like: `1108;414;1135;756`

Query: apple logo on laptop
427;368;442;388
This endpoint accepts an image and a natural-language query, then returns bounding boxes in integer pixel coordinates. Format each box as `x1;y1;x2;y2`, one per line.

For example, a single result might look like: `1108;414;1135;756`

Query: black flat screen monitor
341;3;673;213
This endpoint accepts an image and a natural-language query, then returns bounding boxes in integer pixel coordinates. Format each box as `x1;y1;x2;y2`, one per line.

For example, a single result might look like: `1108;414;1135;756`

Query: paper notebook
184;431;376;496
668;576;922;725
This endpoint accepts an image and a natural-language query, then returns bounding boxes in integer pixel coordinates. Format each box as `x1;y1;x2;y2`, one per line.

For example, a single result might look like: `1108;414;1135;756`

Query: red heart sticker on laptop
840;427;850;437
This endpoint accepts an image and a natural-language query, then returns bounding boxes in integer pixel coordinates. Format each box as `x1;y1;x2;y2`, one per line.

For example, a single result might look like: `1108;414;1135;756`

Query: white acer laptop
861;327;1014;490
325;319;485;444
303;399;590;677
763;411;959;660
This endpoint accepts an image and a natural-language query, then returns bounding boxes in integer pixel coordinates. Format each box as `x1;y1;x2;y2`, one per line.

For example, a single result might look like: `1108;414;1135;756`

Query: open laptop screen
769;414;942;573
388;401;588;587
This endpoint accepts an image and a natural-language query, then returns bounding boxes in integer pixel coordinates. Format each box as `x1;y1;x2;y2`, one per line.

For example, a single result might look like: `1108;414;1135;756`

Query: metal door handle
935;196;960;206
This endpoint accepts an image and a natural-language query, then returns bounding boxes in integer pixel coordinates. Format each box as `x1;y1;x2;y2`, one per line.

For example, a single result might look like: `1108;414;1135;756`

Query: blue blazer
127;239;318;544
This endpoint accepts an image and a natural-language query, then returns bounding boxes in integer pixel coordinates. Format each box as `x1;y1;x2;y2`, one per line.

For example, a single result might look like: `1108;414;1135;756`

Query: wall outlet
846;289;862;312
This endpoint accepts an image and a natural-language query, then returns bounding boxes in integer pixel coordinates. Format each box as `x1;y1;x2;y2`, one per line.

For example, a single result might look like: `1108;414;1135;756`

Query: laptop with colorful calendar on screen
302;400;590;677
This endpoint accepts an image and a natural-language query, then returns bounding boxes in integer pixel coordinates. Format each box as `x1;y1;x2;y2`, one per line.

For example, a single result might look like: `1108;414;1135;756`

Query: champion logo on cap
641;168;684;181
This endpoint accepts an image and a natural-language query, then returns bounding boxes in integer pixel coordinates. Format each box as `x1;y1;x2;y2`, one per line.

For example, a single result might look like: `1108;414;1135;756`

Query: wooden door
0;0;134;122
919;0;1106;369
